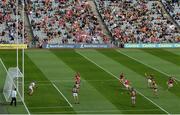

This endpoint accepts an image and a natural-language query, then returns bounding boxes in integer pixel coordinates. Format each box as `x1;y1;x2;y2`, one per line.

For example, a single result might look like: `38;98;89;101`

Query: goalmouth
0;58;30;114
0;59;24;102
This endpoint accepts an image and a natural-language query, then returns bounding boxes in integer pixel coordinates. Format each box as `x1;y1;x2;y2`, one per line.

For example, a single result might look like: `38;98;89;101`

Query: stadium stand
1;0;179;47
0;0;27;44
26;0;110;46
161;0;180;25
95;0;180;44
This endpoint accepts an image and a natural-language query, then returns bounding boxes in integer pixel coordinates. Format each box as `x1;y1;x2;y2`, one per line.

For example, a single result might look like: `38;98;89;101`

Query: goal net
0;59;24;102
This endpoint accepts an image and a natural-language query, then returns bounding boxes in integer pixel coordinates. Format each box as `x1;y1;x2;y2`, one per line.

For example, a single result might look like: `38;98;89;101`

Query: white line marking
52;83;73;107
76;51;170;114
116;50;180;82
0;59;31;115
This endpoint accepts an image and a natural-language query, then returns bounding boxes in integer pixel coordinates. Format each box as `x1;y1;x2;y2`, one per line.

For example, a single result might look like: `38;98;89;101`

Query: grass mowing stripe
95;49;180;113
142;49;180;66
51;50;133;113
31;108;162;113
24;51;74;114
0;59;30;115
52;83;73;107
99;49;180;97
25;79;118;83
116;50;180;82
76;50;169;114
52;49;166;114
164;49;180;56
28;106;71;109
25;50;75;113
28;50;118;114
117;49;180;81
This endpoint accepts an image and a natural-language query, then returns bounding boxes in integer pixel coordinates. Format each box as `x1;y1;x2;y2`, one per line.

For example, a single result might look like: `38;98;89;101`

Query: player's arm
145;73;149;79
145;73;148;77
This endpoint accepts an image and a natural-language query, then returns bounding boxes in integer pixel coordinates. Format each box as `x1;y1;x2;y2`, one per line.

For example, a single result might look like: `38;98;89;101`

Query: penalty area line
76;51;170;115
52;83;73;107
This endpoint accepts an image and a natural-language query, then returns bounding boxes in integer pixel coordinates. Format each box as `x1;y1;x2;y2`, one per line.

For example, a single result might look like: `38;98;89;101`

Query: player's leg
125;85;129;90
167;83;173;90
131;97;135;106
148;80;151;88
154;89;158;97
76;95;79;104
73;93;77;104
29;88;33;95
10;98;13;105
14;98;16;106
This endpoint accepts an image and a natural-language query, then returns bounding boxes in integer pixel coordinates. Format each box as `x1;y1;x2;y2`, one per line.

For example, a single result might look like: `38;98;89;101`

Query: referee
10;88;17;106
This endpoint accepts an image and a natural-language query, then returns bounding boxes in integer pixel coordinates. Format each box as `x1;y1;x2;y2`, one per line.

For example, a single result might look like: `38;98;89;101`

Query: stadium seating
1;0;179;46
26;0;110;45
0;0;27;44
161;0;180;25
95;0;180;43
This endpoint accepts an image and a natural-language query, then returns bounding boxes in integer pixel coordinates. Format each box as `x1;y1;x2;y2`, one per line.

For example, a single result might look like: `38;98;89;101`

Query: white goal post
3;67;23;102
0;59;24;102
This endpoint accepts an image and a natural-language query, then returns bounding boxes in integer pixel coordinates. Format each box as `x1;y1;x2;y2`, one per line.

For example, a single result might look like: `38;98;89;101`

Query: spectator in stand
162;0;180;25
95;0;180;44
0;0;28;44
26;0;110;46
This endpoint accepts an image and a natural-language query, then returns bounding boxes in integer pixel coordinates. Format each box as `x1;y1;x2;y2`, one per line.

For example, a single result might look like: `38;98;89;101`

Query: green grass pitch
0;48;180;114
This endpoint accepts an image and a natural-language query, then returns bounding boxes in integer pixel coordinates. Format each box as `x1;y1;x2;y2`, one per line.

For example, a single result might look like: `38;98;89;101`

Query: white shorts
76;84;80;88
168;83;173;88
125;84;129;88
131;96;136;100
154;89;158;92
73;93;78;97
148;79;152;83
32;83;35;88
29;86;33;91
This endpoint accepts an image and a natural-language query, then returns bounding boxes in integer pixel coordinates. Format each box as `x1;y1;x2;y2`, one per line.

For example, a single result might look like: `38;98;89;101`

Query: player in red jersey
119;73;125;84
74;72;81;92
124;79;131;90
75;72;81;84
167;77;177;90
130;88;136;106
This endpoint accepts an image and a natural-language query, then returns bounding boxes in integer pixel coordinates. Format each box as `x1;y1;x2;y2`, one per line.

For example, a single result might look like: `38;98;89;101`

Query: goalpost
0;0;30;114
0;0;26;103
0;61;23;102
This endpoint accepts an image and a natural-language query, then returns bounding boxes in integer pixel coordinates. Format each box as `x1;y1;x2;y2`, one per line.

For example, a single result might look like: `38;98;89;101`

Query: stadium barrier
0;44;27;49
45;44;112;48
124;43;180;48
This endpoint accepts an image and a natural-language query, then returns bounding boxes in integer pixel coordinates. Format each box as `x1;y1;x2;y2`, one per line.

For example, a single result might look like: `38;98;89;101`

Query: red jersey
124;80;129;85
168;79;174;84
75;73;81;84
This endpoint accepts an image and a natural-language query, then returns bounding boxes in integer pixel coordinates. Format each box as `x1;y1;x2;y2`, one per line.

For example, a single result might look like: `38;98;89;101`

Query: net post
22;0;25;101
16;0;19;99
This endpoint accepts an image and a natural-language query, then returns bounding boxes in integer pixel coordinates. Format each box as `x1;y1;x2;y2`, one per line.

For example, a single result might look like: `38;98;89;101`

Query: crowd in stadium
0;0;180;47
95;0;180;44
161;0;180;25
0;0;28;44
26;0;110;46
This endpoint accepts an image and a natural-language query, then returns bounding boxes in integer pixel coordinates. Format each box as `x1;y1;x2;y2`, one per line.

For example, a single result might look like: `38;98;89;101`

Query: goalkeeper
28;81;36;95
